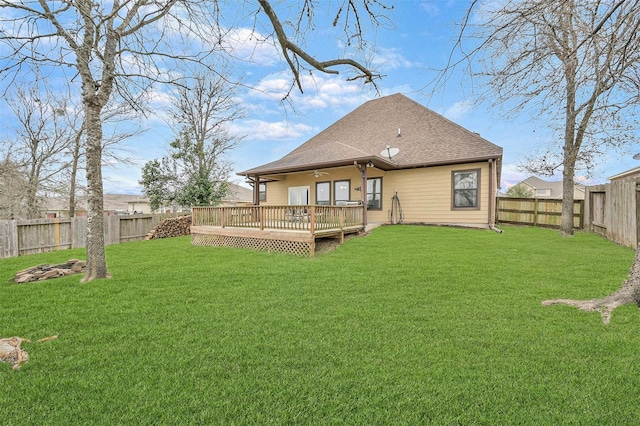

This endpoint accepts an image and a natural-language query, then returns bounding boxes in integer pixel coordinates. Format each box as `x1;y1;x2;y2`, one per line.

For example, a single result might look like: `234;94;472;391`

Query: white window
259;183;267;201
334;180;350;205
452;169;480;209
316;182;330;205
288;186;310;205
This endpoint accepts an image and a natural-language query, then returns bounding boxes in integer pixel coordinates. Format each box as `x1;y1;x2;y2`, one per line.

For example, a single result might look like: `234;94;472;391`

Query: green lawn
1;225;638;424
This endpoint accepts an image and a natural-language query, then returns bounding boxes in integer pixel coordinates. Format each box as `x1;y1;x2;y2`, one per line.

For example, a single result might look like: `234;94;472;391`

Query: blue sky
2;1;637;194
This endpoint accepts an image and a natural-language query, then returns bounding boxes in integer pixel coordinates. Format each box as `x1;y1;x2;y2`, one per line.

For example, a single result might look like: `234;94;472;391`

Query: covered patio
191;205;365;256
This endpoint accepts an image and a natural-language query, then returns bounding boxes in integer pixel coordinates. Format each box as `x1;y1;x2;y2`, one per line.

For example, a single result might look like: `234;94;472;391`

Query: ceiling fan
310;170;329;178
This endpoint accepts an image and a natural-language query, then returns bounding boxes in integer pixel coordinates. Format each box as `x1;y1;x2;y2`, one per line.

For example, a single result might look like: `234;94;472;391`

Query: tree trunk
560;161;576;237
81;102;109;282
68;131;82;218
542;247;640;324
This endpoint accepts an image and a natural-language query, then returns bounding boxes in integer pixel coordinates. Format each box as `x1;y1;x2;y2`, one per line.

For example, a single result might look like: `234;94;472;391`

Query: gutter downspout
488;159;503;233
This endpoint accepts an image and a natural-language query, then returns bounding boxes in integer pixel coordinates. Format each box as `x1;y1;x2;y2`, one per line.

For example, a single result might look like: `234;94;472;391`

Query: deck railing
192;205;364;233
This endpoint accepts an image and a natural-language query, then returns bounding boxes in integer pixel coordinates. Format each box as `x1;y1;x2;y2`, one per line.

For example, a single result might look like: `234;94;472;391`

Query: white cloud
234;119;313;141
420;1;441;17
220;27;280;67
371;47;414;71
443;99;474;121
500;163;529;190
248;72;368;113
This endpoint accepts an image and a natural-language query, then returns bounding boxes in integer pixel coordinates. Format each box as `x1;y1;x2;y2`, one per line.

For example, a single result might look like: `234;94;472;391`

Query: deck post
310;206;316;233
260;206;264;230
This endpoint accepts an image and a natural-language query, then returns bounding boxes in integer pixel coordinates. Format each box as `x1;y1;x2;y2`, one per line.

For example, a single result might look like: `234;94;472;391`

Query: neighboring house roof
608;166;640;181
224;182;253;203
45;194;149;212
44;184;252;212
517;176;585;199
238;93;503;176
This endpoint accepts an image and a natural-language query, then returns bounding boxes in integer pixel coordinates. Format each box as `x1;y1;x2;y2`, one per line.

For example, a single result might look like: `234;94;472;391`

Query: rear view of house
240;93;503;228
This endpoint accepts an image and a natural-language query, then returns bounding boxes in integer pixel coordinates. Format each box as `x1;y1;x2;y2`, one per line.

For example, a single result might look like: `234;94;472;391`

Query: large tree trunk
542;247;640;324
560;161;576;237
81;101;109;282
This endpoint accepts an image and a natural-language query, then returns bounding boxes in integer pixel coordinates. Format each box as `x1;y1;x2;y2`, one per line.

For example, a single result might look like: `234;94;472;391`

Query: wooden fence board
584;181;637;249
0;220;18;258
496;197;583;228
0;213;188;259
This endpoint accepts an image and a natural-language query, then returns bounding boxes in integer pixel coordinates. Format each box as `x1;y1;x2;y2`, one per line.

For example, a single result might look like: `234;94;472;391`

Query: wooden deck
191;205;365;256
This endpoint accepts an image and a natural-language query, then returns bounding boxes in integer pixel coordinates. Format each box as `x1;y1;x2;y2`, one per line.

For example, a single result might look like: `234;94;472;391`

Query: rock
10;259;87;283
0;337;29;370
14;274;34;283
43;270;59;279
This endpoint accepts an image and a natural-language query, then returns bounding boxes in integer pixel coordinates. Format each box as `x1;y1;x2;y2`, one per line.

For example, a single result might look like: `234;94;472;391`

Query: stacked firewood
145;215;192;240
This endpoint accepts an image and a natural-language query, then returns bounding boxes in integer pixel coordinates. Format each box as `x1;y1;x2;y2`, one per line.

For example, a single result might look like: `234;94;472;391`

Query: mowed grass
1;225;638;424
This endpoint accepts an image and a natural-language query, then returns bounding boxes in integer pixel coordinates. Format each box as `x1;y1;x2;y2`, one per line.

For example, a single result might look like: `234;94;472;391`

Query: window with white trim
367;177;382;210
259;183;266;202
452;169;480;209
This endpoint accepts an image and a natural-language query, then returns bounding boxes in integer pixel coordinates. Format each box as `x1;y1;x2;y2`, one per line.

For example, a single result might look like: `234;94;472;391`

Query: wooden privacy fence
584;180;638;249
496;197;584;229
0;213;187;259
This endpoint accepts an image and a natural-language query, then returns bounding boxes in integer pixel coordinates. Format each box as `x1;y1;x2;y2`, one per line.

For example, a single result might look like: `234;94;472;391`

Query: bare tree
2;85;75;219
443;0;640;323
0;149;29;219
170;72;243;203
141;72;244;210
451;0;640;237
0;1;386;282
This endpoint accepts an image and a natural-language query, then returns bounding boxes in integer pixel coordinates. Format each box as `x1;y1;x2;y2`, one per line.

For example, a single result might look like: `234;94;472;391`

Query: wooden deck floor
190;205;365;256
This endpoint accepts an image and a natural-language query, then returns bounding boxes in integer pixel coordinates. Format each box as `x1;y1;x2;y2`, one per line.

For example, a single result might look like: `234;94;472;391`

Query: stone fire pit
11;259;86;283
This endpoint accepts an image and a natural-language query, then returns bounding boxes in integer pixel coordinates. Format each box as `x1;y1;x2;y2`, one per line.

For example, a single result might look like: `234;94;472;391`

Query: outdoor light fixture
366;161;374;168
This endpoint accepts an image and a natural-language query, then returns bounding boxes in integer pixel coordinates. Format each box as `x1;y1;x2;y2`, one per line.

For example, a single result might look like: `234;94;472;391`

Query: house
43;183;253;218
221;182;254;206
512;176;585;200
238;93;503;228
191;94;503;256
44;194;152;217
608;166;640;183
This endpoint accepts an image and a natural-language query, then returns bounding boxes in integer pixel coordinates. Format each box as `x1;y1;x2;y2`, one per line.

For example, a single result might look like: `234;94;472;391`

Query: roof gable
240;93;502;175
608;166;640;181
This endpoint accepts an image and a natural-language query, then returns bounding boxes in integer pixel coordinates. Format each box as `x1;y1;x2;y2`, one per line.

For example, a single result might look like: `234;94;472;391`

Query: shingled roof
238;93;503;176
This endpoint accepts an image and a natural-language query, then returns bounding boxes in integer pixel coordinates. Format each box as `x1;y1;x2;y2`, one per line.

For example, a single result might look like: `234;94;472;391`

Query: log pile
146;215;192;240
11;259;86;283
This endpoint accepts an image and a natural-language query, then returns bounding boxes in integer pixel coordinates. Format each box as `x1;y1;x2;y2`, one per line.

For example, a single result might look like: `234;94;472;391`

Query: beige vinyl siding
262;166;364;206
367;162;491;226
260;162;492;227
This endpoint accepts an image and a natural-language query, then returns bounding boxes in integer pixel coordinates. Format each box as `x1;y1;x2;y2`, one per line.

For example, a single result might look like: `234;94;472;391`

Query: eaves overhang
239;153;503;177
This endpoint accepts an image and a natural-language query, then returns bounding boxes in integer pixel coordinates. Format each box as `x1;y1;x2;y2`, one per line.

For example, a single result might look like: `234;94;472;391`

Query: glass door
288;186;310;205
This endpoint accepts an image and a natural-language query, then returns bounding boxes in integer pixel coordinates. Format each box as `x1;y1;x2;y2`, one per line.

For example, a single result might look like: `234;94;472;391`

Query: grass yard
1;225;638;424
